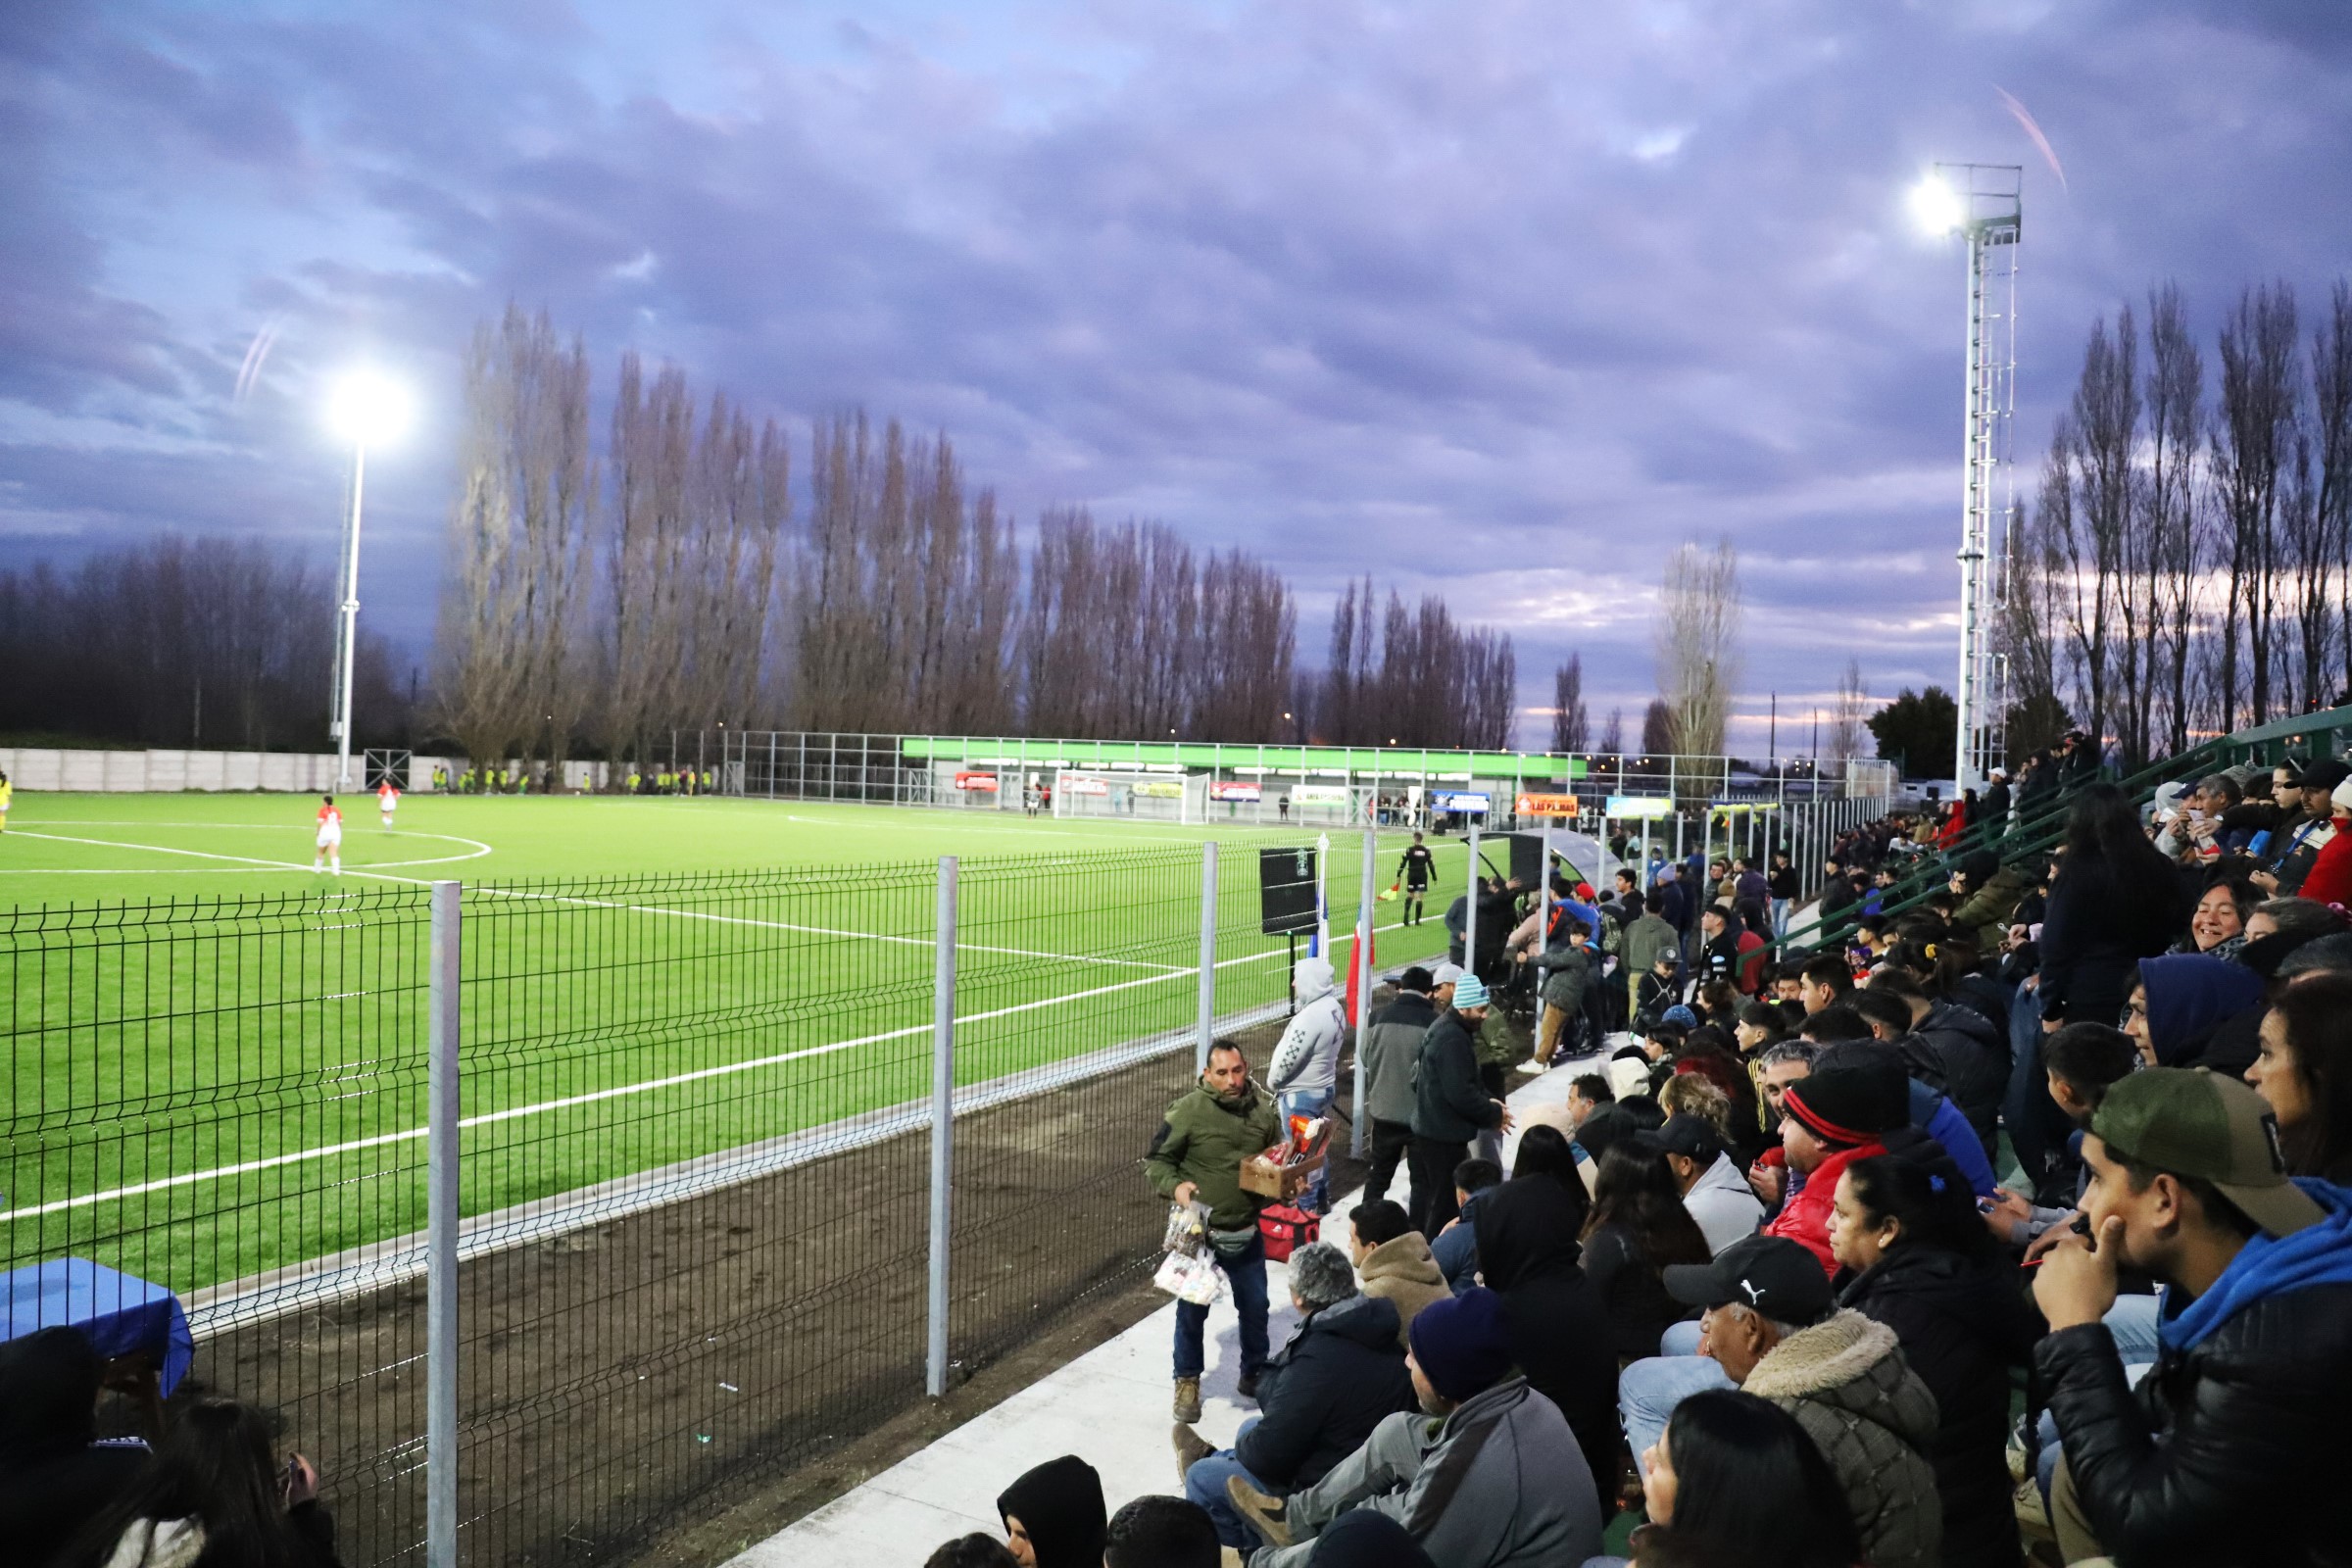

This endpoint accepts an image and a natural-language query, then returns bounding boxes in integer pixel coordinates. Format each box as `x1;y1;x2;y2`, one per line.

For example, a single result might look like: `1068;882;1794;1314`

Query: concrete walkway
724;1053;1595;1566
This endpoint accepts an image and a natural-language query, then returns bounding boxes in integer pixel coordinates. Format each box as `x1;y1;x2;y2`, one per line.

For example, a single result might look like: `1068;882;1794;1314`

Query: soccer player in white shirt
313;795;344;875
378;778;401;828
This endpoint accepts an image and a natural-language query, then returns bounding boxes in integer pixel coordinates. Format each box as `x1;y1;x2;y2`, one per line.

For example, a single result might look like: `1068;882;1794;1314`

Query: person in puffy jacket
1408;977;1510;1236
1831;1151;2042;1568
2034;1068;2352;1567
1179;1243;1414;1549
1269;956;1348;1213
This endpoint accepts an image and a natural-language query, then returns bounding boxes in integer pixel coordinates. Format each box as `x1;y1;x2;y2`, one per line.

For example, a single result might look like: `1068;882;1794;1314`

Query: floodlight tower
326;371;410;791
1911;164;2022;793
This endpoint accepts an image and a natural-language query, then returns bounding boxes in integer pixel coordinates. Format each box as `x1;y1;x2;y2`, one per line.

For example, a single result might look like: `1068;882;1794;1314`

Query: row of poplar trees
432;306;1446;769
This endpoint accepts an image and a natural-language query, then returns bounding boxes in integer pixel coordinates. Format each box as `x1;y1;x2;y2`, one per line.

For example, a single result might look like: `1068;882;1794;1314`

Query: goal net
1051;769;1204;825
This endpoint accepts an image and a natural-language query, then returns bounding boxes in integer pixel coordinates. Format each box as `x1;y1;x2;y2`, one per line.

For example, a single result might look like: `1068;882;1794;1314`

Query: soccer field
2;792;1472;1299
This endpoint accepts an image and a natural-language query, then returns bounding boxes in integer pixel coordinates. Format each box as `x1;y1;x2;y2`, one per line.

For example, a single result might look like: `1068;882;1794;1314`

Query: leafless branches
1654;540;1742;757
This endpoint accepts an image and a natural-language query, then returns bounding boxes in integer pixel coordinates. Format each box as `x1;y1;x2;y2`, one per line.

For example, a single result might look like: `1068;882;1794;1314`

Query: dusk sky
6;1;2349;752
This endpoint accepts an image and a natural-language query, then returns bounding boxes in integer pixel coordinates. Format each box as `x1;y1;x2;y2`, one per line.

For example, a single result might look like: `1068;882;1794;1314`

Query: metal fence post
927;856;957;1397
1464;819;1481;965
1352;828;1375;1155
1197;842;1219;1073
426;881;462;1568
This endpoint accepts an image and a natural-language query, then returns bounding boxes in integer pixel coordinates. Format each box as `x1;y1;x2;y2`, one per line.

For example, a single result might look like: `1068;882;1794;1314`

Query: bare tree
2144;285;2207;756
2212;281;2301;727
1597;707;1625;757
1641;699;1675;757
1549;655;1591;753
1825;658;1869;775
2314;281;2352;706
1654;540;1742;757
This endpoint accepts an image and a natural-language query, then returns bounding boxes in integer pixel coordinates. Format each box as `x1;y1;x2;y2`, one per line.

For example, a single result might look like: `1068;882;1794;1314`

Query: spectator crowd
917;746;2352;1568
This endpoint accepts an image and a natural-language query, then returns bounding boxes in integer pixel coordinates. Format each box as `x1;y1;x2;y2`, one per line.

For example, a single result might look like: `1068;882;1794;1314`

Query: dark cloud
2;0;2349;748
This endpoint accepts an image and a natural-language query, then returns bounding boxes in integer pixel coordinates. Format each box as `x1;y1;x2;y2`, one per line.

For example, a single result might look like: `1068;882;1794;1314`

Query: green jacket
1622;912;1681;980
1146;1075;1284;1232
1951;866;2026;953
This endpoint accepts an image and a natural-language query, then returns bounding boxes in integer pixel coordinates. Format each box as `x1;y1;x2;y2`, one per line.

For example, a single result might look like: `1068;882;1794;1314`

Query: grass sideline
2;793;1473;1294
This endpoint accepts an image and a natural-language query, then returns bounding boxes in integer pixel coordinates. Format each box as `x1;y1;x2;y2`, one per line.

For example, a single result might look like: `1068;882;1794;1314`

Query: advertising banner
1135;780;1184;800
1605;795;1675;818
1062;774;1111;797
954;771;1000;792
1292;784;1352;806
1513;792;1579;816
1208;781;1263;803
1432;790;1492;812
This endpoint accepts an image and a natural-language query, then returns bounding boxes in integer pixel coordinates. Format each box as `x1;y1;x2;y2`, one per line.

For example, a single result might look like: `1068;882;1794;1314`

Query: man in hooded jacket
1470;1176;1621;1506
1269;956;1348;1212
0;1328;153;1567
1359;970;1438;1204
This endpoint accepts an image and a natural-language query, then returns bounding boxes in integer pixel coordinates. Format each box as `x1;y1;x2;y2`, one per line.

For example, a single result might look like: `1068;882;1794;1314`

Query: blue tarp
1;1257;195;1395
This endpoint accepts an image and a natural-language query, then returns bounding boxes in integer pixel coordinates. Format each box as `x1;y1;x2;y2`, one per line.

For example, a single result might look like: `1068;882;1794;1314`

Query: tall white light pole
1911;165;2021;793
326;371;411;790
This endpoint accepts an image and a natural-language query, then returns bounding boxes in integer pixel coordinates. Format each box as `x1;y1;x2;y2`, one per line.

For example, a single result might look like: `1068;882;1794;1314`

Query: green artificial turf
3;793;1474;1294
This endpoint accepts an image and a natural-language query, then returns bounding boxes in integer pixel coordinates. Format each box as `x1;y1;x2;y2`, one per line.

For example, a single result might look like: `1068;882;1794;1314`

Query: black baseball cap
1636;1114;1723;1163
2292;759;2351;792
1662;1235;1834;1324
2091;1067;2324;1238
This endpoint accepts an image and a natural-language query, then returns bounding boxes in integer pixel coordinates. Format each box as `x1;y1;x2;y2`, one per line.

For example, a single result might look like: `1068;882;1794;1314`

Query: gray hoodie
1269;956;1348;1097
1681;1152;1766;1256
1256;1375;1603;1568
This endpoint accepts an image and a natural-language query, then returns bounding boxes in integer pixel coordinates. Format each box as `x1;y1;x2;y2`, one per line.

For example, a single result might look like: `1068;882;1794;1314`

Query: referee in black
1396;831;1435;925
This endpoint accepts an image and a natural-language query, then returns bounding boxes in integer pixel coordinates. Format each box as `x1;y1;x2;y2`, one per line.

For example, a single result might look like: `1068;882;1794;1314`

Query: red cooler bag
1257;1203;1319;1262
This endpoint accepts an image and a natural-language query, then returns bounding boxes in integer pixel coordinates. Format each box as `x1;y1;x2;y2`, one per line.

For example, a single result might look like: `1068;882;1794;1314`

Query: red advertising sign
955;771;1000;792
1209;781;1263;803
1514;792;1580;816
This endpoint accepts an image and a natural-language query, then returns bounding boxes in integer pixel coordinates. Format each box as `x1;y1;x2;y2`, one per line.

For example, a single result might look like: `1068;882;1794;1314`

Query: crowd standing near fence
913;749;2352;1568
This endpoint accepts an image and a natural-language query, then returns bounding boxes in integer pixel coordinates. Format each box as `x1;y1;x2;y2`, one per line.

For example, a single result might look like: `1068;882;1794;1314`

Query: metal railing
3;830;1474;1567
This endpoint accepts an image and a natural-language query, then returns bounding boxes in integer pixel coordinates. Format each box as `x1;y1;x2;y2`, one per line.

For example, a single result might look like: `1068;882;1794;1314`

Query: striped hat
1454;974;1491;1009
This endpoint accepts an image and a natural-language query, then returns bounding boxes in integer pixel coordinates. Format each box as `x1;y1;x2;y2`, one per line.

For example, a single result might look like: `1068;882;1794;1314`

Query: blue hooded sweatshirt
2138;954;2265;1067
2162;1179;2352;1352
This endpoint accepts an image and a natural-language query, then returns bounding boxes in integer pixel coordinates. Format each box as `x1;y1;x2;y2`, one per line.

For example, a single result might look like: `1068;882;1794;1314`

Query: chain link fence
4;835;1442;1567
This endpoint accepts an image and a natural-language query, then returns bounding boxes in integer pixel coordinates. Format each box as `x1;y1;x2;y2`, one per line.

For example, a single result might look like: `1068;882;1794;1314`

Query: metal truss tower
1941;164;2022;792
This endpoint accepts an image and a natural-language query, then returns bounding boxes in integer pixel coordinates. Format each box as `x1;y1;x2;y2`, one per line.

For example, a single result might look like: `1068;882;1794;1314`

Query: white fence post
1352;828;1375;1156
1197;842;1219;1073
926;857;957;1396
426;882;462;1568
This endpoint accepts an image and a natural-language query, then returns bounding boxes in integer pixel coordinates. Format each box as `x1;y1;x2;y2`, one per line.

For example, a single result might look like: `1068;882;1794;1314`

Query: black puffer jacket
1411;1008;1501;1145
2036;1282;2352;1567
1234;1293;1415;1492
1473;1176;1621;1506
1901;1000;2008;1157
1840;1246;2042;1568
0;1328;151;1568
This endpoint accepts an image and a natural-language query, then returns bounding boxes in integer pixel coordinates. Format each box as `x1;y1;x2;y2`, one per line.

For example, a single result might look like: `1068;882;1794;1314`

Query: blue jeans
1174;1232;1271;1379
1618;1351;1734;1470
1280;1088;1334;1211
1185;1416;1273;1548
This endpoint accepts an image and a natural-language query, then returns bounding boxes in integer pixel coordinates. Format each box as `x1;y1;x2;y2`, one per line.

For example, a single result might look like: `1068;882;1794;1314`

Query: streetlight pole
1913;165;2022;794
330;442;368;791
324;371;410;792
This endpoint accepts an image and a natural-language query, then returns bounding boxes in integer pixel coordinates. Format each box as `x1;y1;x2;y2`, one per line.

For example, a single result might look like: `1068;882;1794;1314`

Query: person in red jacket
2293;775;2352;908
1764;1066;1900;1276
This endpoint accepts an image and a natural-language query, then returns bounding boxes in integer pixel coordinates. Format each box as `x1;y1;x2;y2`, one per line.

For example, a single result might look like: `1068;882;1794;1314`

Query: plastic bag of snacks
1162;1197;1211;1258
1152;1247;1223;1304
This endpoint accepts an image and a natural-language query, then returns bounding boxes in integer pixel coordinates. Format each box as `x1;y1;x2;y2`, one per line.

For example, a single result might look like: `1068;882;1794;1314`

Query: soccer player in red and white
313;794;344;875
377;777;401;828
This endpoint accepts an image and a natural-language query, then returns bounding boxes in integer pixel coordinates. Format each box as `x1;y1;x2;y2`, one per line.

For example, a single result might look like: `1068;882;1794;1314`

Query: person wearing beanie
1763;1065;1902;1276
1406;973;1511;1238
1224;1288;1603;1568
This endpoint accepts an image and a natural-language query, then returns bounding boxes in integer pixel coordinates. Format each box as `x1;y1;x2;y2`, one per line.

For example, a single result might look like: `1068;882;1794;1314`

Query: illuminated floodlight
1907;172;1966;236
328;369;411;448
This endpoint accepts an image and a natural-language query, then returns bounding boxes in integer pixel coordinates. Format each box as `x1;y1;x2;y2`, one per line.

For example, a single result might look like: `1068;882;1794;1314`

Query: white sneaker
1516;1058;1548;1074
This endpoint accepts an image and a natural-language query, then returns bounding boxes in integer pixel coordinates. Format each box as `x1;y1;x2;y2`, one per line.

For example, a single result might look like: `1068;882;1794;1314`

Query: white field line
0;917;1422;1225
6;829;1181;972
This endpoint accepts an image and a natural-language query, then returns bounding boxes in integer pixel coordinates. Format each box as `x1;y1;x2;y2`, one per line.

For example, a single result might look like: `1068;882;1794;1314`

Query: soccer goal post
1051;769;1205;825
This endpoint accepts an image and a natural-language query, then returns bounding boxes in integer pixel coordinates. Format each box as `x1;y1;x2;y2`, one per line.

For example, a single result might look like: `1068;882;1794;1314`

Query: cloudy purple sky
5;1;2349;751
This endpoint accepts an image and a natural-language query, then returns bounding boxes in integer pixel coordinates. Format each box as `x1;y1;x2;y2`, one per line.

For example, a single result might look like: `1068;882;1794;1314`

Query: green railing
1788;704;2352;957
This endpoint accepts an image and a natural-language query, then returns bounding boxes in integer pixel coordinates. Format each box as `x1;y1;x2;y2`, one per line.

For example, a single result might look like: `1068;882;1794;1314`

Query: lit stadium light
328;369;412;448
1908;172;1966;236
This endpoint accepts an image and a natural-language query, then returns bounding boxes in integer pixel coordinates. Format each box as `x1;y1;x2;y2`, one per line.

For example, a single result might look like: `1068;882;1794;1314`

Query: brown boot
1173;1375;1202;1424
1172;1423;1215;1485
1226;1475;1294;1547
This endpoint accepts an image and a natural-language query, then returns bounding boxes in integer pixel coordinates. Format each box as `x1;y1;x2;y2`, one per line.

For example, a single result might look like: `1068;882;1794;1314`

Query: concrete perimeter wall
0;748;464;793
